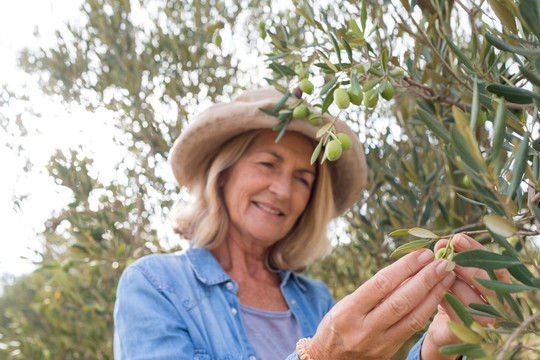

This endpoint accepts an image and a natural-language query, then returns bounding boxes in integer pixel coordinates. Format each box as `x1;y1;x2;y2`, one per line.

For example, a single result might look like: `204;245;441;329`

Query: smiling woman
113;88;473;360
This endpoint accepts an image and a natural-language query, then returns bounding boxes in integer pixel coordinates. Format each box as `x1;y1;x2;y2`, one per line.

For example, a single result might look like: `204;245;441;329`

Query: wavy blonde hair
172;130;336;272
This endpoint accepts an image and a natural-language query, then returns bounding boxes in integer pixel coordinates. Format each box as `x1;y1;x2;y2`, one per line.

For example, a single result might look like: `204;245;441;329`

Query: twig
497;310;540;360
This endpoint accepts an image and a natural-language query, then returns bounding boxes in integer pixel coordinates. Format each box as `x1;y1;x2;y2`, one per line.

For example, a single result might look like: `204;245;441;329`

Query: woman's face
222;130;316;248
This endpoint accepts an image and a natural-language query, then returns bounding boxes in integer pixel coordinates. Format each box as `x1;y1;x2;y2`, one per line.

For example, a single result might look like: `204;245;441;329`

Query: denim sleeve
113;265;194;359
406;332;427;360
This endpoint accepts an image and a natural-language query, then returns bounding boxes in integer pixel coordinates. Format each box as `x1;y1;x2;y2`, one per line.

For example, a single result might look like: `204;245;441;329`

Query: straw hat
168;88;367;215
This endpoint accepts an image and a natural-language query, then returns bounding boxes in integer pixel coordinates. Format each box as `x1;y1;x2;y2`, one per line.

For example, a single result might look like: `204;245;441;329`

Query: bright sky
0;0;121;281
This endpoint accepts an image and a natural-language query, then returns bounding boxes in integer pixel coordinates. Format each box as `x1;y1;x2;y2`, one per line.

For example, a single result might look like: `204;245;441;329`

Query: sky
0;0;120;281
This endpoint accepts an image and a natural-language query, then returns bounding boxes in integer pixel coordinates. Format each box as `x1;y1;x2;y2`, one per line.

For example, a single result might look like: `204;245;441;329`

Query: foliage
0;0;281;358
2;0;540;359
268;0;540;358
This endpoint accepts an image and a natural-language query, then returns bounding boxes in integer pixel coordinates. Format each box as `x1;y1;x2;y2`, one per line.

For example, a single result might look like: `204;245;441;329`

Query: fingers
365;258;455;329
385;270;456;340
351;249;435;312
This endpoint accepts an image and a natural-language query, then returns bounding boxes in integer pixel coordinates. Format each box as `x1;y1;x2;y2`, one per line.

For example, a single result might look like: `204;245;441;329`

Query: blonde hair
172;130;337;272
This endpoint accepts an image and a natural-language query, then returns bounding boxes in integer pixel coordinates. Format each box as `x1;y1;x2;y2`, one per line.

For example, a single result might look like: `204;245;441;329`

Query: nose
269;173;292;200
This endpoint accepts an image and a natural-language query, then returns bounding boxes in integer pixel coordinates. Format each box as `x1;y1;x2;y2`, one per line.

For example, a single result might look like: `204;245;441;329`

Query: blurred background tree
1;0;539;359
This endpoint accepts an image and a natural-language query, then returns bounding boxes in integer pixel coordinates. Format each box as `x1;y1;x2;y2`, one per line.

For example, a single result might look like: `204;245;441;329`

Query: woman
114;88;505;359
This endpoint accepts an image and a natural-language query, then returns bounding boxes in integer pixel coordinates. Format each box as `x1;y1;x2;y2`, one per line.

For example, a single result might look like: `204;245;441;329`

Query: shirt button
291;299;297;305
231;307;238;316
249;356;256;360
226;282;234;290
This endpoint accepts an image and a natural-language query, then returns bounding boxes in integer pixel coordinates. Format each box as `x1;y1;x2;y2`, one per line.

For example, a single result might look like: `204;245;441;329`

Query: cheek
292;188;312;215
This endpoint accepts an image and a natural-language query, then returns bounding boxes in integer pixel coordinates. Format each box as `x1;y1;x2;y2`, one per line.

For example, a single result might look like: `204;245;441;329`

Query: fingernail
455;234;470;249
418;250;433;264
442;273;455;287
436;260;449;275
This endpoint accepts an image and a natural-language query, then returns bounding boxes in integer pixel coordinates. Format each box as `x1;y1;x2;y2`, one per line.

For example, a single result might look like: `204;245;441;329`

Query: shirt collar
185;247;231;286
280;270;307;291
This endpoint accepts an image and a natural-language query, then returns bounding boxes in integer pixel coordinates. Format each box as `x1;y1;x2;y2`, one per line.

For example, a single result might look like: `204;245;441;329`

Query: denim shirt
114;247;424;359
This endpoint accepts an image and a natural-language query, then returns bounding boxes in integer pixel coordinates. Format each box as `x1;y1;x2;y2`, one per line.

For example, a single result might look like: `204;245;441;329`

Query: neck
212;233;271;278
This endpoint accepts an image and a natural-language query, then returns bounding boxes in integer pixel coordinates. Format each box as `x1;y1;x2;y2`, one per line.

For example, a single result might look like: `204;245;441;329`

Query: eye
259;161;274;168
297;176;311;187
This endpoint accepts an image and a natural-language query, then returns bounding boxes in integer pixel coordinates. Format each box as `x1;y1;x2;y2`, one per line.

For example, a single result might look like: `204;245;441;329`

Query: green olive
336;133;353;150
325;140;343;161
435;248;447;260
334;88;351;109
307;113;323;126
347;87;363;105
363;89;379;108
292;105;309;119
299;79;314;95
381;83;394;101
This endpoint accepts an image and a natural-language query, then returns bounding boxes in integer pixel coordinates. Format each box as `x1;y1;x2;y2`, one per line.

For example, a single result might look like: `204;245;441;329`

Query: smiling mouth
253;202;284;216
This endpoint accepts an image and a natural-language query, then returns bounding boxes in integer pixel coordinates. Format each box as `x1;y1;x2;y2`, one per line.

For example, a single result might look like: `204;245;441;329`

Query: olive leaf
390;239;435;258
408;227;438;238
483;214;517;238
453;250;522;270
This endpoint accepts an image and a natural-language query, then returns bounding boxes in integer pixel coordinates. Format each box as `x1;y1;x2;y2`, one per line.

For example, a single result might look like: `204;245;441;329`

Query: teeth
255;202;281;215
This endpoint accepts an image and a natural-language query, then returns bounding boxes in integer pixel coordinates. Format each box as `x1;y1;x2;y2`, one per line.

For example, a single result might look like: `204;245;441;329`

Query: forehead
246;130;315;157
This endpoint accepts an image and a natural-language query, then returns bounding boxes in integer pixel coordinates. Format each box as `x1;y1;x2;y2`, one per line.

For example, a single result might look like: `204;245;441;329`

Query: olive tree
262;0;540;358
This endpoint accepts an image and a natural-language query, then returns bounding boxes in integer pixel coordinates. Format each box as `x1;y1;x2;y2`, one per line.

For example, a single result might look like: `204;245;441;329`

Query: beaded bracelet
296;337;314;360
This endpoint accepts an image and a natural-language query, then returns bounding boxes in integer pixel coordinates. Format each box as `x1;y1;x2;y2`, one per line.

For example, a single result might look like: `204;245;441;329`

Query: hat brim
169;88;367;214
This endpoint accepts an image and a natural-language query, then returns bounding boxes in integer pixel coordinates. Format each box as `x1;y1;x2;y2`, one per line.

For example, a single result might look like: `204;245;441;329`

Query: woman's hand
421;233;511;359
306;248;456;360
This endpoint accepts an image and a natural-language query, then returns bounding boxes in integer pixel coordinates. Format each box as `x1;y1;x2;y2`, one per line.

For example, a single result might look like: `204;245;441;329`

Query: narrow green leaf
452;106;486;169
469;303;502;318
444;293;474;326
311;140;323;165
341;37;353;63
484;33;540;57
389;229;410;236
362;78;382;92
351;73;361;96
272;91;291;112
487;84;540;104
349;18;363;38
382;48;388;73
321;90;335;114
503;293;524;321
470;77;479;129
316;122;333;138
446;321;481;344
275;121;288;142
361;0;367;31
440;344;486;358
487;0;517;33
491;101;506;174
408;227;438;238
520;65;540;87
445;35;475;71
416;108;451;142
483;214;517;238
390;239;434;258
474;278;536;293
259;107;278;117
488;231;519;259
303;0;315;19
536;56;540;74
273;120;287;131
329;32;342;65
507;132;530;199
453;250;522;270
519;1;540;39
320;76;339;95
508;263;537;287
